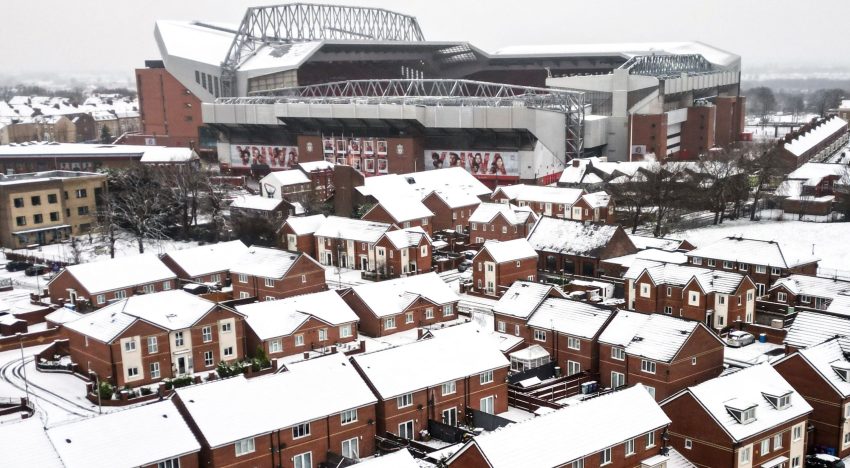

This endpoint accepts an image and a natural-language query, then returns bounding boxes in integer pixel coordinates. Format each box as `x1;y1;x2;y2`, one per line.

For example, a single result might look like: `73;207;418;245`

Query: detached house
48;254;178;309
373;227;433;278
174;353;378;468
361;197;434;235
61;290;245;387
598;312;725;401
624;261;756;329
468;203;538;244
774;337;850;458
470;239;538;297
491;184;585;218
685;236;820;297
527;216;637;277
421;188;481;233
341;272;458;337
314;215;393;271
280;213;326;254
351;332;509;439
238;290;359;360
230;247;327;301
661;364;812;468
446;384;672;468
160;239;248;285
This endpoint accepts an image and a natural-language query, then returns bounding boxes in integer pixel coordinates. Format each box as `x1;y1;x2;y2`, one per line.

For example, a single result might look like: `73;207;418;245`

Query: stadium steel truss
221;3;426;96
219;79;586;160
618;54;715;79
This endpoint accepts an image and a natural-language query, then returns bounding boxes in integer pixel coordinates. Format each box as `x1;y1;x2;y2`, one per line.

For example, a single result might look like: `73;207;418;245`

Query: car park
807;454;845;468
725;330;756;348
24;264;50;276
5;260;32;272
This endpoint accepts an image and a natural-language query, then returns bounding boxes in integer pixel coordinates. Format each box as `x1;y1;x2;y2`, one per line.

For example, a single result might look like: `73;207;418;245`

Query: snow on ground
724;341;784;369
6;234;202;266
498;406;535;423
673;218;850;272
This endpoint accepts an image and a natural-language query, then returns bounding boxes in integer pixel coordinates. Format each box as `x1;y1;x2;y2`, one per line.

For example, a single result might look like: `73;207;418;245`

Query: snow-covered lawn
673;218;850;272
5;235;202;266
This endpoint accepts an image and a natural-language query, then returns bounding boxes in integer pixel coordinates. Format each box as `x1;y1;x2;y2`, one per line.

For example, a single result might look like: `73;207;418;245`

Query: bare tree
642;162;693;237
109;165;173;253
741;141;795;220
696;150;748;225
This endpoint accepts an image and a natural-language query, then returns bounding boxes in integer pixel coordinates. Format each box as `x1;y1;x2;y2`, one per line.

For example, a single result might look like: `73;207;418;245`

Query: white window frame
755;265;767;274
567;360;581;376
340;324;352;338
534;329;546;342
340;408;358;425
201;326;212;343
443;304;454;316
174;331;184;347
480;370;494;384
295;334;305;346
739;446;751;464
641;359;656;374
760;438;770;455
223;346;234;358
685;438;693;450
293;451;312;468
341;437;359;460
405;312;414;324
777;291;788;302
96;294;105;305
441;381;457;396
611;347;625;361
264;277;275;288
238;273;248;283
147;336;158;354
567;336;581;350
600;447;612;466
385;316;396;330
221;322;232;333
203;351;213;367
269;339;282;354
397;393;413;409
124;339;136;352
647;431;655;448
292;422;311;439
235;437;255;457
625;438;635;456
150;362;160;379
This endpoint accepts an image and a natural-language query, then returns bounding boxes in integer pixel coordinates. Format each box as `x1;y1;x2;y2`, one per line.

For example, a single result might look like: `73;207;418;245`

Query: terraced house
229;246;327;301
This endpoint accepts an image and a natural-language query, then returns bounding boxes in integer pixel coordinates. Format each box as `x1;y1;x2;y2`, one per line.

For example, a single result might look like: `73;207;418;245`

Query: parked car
5;260;32;272
457;259;473;272
807;454;845;468
24;264;50;276
725;330;756;348
182;283;211;295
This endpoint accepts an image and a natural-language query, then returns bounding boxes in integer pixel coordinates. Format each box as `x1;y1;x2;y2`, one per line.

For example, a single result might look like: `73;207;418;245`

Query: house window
157;459;180;468
707;259;716;267
235;437;255;457
75;188;87;198
292;423;310;439
147;336;158;354
800;295;811;304
471;223;477;230
238;273;247;283
269;339;282;353
385;316;396;330
760;439;769;455
405;312;414;324
645;386;656;399
14;216;25;226
497;321;506;333
719;295;726;305
49;212;59;221
397;393;413;409
204;351;213;367
31;195;41;206
33;214;43;224
318;328;327;341
114;290;127;300
739;446;751;464
223;346;234;357
340;324;352;338
611;347;625;361
221;322;232;333
142;284;155;294
724;260;734;269
570;459;584;468
163;281;171;291
600;447;612;466
692;356;697;365
77;206;90;216
641;360;656;374
685;439;693;450
739;263;749;272
295;334;304;346
647;431;656;448
127;367;139;378
425;308;434;319
639;283;650;298
793;424;803;441
96;294;105;305
341;408;358;425
624;438;635;456
202;326;212;343
567;337;581;350
264;277;274;287
774;433;783;449
534;330;546;342
666;286;672;297
420;245;428;257
755;265;767;274
265;296;275;301
771;267;781;275
777;292;787;302
480;395;495;414
664;306;673;315
514;324;520;336
150;362;160;379
443;304;453;316
442;381;457;396
398;421;415;440
13;197;23;208
792;456;801;468
611;371;625;388
480;370;494;384
341;437;359;460
123;339;136;352
239;291;250;299
692;256;702;265
567;360;581;376
688;291;699;306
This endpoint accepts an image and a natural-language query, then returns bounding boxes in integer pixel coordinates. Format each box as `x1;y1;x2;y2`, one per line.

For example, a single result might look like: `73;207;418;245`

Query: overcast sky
2;0;848;77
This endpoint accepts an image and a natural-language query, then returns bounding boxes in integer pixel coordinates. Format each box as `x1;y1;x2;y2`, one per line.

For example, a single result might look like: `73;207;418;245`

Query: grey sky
2;0;848;77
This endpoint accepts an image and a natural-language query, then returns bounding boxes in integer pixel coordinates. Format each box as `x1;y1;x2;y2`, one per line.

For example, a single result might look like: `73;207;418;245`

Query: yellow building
0;171;107;247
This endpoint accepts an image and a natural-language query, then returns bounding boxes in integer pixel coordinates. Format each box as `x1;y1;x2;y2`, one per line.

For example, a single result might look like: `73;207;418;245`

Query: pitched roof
526;298;615;338
230;247;318;279
46;401;201;468
229;194;285;211
350;449;420;468
381;227;432;249
628;234;689;252
603;250;689;269
789;336;850;398
58;254;176;295
492;281;563;319
478;238;538;263
428;188;482;209
260;169;310;188
526;217;625;257
599;312;715;362
0;418;63;468
237;290;358;341
359;167;491;199
283;213;326;235
349;272;458;318
783;116;848;157
351;333;509;399
176;353;377;448
581;191;611;208
369;197;434;223
162;240;248;277
314;215;392;243
449;385;669;468
625;261;747;294
784;311;850;349
685;236;819;269
469;202;537;225
494;184;584;205
770;274;850;299
665;364;812;443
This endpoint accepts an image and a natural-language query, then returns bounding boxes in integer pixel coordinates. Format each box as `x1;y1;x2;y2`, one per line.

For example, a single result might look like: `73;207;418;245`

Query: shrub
97;381;114;401
140;387;154;396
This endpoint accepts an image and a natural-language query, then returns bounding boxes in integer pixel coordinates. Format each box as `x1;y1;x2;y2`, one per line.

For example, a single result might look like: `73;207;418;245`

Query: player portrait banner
230;144;299;170
424;149;519;180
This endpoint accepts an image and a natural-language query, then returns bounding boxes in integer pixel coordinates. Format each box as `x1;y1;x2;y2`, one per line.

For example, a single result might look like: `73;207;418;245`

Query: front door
442;407;457;426
325;252;333;265
177;356;187;375
340;255;347;268
360;256;368;271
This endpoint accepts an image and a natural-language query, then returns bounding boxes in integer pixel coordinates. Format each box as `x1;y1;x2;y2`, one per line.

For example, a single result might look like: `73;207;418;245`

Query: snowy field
5;235;203;267
673;218;850;272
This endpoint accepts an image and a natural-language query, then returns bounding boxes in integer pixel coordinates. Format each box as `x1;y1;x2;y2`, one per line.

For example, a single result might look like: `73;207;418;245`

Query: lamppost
16;333;30;403
88;370;102;414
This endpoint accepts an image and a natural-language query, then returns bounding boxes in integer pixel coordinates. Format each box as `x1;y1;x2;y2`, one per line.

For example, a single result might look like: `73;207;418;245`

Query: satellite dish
264;183;277;198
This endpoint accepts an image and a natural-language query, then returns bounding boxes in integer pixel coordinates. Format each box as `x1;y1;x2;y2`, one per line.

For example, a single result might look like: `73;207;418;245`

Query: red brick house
228;194;291;221
598;312;725;401
469;239;538;297
230;246;327;301
491;184;585;218
314;215;394;271
527;216;638;277
340;272;458;337
174;353;378;467
46;401;201;468
628;234;696;252
660;364;812;468
361;197;434;235
784;311;850;354
468;202;538;244
280;213;326;254
766;274;850;313
624;261;756;329
421;189;481;234
47;254;178;310
374;227;433;278
159;240;248;285
238;290;359;360
446;384;673;468
350;332;509;439
685;236;820;297
779;115;848;167
572;191;616;223
491;281;566;342
61;290;245;387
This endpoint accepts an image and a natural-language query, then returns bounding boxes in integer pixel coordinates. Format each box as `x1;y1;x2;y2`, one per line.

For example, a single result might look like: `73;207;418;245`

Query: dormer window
726;399;757;424
762;390;793;410
832;362;850;382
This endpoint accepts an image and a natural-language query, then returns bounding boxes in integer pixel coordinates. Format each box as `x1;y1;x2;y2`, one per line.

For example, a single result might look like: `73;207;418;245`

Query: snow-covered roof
59;254;177;295
350;449;420;468
628;234;689;252
155;20;236;66
603;250;688;270
0;142;171;159
668;363;812;443
237;290;358;341
428;188;482;209
314;215;392;243
260;169;310;189
298;160;334;172
477;238;538;263
46;401;201;468
509;343;550;361
784;311;850;349
63;290;223;342
787;337;850;398
581;191;611;208
230;246;316;279
449;384;669;468
175;353;376;448
828;293;850;316
492;281;562;319
526;297;614;338
770;274;850;299
284;213;326;235
0;418;63;468
600;312;715;362
625;261;747;294
786;162;850;185
784;116;848;158
229;194;285;211
349;272;458;318
139;147;198;163
526;217;625;257
162;240;248;277
493;41;739;68
469;202;537;225
368;197;434;223
382;227;432;249
44;307;83;324
494;184;584;205
351;332;509;399
358;167;491;200
685;236;819;269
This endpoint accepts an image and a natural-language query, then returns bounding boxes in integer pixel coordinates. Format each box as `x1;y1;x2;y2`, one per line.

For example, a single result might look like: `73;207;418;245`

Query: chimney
572;159;580;168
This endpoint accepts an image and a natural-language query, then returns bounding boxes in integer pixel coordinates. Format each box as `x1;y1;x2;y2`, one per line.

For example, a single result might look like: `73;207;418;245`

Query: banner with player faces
424;150;519;180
